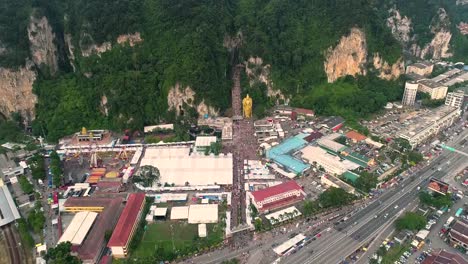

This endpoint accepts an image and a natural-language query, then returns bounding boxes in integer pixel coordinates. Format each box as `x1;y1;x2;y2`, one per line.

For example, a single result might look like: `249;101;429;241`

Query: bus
456;208;463;217
445;216;455;228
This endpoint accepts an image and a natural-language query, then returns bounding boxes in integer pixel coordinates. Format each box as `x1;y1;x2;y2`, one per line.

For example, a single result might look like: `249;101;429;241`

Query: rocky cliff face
420;8;452;60
27;16;58;74
386;8;412;44
372;53;404;80
167;83;218;117
117;32;143;47
324;28;367;83
245;57;285;100
0;62;37;120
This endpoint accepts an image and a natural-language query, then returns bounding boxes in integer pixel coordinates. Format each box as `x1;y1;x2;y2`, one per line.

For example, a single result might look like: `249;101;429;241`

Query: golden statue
242;94;253;118
81;127;87;135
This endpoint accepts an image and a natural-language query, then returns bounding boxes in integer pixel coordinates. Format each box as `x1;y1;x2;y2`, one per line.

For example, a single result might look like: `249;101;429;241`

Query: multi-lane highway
282;128;468;264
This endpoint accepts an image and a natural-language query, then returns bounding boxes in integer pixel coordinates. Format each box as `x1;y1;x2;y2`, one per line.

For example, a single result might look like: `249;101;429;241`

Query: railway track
2;224;21;264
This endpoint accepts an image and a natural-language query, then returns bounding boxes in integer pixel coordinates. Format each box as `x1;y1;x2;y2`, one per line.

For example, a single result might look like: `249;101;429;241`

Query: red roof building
249;181;305;213
345;131;367;143
62;196;125;264
449;219;468;250
107;193;146;258
294;108;315;117
422;249;468;264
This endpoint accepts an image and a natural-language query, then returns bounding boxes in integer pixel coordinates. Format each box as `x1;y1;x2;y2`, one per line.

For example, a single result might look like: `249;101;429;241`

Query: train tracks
2;224;21;264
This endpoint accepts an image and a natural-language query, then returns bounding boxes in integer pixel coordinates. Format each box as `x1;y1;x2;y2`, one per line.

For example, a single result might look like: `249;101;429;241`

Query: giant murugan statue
242;94;253;118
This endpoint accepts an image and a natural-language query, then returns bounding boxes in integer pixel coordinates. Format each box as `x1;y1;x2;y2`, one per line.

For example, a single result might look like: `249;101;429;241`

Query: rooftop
194;136;217;148
422;249;468;264
0;185;20;227
398;106;460;139
107;193;146;247
419;79;446;89
250;181;303;203
140;146;233;186
266;134;310;174
345;131;367;142
322;116;345;129
58;211;98;245
188;204;218;224
65;196;124;262
171;206;189;220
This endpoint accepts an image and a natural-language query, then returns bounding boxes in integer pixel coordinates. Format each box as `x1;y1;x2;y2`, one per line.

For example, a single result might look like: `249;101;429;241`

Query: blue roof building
266;133;310;175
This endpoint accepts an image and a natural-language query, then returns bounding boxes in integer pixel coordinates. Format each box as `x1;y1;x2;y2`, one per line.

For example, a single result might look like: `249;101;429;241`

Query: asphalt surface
282;128;468;264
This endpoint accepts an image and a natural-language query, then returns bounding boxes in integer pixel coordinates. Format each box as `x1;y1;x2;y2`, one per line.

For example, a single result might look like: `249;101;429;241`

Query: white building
140;146;233;186
0;183;21;227
301;146;359;175
406;62;433;76
445;90;465;109
418;80;448;100
402;81;418;106
194;136;217;152
398;106;461;149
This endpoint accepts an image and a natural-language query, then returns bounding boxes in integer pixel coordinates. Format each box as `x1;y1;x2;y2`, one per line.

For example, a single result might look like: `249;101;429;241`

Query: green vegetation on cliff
1;0;464;141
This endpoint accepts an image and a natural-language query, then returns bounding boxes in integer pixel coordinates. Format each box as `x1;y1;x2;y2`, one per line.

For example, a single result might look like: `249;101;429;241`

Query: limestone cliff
167;83;218;117
244;57;285;100
80;33;112;57
372;53;404;80
64;34;76;72
117;32;143;47
0;62;37;120
386;8;412;44
420;8;452;59
324;28;367;83
27;16;58;74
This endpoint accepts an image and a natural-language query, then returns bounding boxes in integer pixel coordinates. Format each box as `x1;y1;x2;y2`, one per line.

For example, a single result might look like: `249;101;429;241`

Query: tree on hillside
30;154;46;180
319;187;356;208
45;242;81;264
419;192;452;208
133;165;160;187
49;151;63;186
18;175;34;194
395;212;426;231
407;151;423;165
354;172;378;193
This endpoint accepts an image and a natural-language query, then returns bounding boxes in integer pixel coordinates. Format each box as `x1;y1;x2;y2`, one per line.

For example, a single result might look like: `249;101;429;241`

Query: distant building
422;249;468;264
293;108;315;118
143;124;174;133
398;105;461;149
321;116;345;132
406;62;434;76
448;219;468;250
301;146;359;176
431;68;468;87
194;136;217;152
108;193;146;258
249;181;305;213
402;81;419;106
320;174;356;195
62;197;124;264
445;90;465;109
418;80;448;100
345;131;367;143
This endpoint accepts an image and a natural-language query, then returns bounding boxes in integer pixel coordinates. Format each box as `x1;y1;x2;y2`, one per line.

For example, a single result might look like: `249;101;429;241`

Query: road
282;128;468;264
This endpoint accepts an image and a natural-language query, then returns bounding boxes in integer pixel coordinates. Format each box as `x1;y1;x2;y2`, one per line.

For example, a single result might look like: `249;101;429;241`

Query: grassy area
132;221;224;261
381;243;410;264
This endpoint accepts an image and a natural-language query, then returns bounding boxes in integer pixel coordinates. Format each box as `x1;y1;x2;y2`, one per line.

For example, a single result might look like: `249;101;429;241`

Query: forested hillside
0;0;466;141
